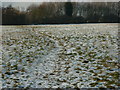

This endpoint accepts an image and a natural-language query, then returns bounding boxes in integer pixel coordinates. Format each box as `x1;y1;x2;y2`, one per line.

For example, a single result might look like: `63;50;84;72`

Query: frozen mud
1;24;119;88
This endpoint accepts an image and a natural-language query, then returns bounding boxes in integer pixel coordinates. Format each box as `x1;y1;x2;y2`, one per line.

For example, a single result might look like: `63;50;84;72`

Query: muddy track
18;31;63;87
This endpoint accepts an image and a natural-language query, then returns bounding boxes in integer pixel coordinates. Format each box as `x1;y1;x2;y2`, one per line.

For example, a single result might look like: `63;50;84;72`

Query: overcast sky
1;0;119;9
1;0;119;2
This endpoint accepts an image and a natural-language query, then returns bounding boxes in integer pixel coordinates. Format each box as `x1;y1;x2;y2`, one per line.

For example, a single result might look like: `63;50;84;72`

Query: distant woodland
1;2;120;25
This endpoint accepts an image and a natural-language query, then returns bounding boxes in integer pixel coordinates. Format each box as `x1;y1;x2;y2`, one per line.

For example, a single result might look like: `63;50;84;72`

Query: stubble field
1;24;119;88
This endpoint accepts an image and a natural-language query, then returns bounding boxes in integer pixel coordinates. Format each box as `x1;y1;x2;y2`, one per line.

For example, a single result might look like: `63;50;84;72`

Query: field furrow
1;24;119;88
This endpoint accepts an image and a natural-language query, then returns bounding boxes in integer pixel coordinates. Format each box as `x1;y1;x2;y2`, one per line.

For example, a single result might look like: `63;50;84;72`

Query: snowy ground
1;24;119;88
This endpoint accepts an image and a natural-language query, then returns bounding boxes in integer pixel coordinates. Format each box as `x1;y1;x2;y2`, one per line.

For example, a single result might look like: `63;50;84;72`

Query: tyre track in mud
20;31;63;87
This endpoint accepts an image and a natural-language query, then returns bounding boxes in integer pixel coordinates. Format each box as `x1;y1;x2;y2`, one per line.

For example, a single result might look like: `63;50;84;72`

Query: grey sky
1;0;119;2
2;2;41;8
1;0;119;9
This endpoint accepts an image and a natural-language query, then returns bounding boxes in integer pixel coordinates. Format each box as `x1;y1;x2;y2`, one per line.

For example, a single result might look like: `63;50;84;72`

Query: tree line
2;2;120;25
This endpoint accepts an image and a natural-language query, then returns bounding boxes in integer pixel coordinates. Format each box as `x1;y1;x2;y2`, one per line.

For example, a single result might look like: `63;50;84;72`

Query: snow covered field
1;24;119;88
